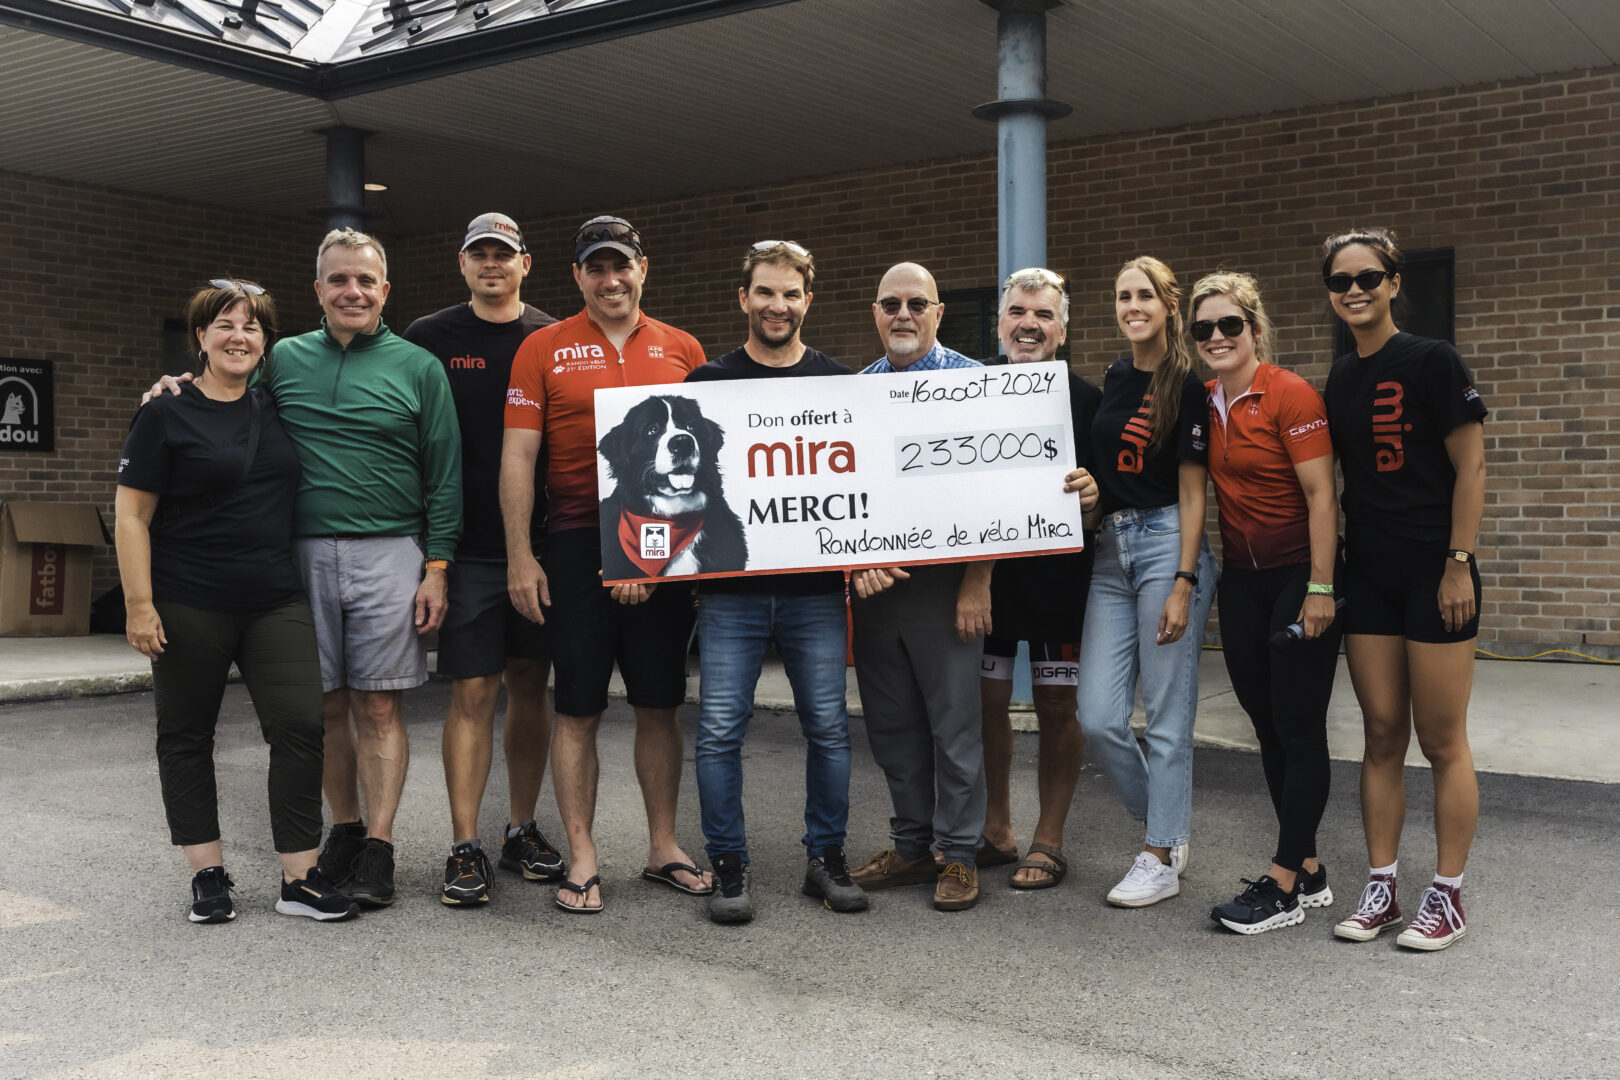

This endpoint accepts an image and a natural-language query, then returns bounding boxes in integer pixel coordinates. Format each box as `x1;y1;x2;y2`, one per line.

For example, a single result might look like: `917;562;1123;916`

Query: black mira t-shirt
1090;358;1209;513
981;355;1103;641
1325;332;1487;542
685;346;851;596
118;384;305;612
404;302;556;560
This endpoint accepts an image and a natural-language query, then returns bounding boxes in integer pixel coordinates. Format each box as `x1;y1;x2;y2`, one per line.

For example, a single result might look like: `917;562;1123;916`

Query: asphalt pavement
2;682;1614;1080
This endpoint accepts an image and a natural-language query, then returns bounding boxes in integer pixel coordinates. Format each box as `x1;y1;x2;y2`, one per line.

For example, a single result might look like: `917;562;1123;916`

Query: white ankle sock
1433;872;1463;889
1370;861;1397;878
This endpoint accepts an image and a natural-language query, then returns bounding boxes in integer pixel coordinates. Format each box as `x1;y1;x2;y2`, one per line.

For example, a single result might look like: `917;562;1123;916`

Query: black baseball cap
574;215;643;264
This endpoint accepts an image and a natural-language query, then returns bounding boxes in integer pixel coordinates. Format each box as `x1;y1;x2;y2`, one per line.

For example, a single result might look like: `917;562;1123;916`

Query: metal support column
973;1;1071;284
317;125;372;233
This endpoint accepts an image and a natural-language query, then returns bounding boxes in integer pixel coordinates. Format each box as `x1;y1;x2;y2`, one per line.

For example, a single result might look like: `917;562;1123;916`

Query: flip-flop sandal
1009;842;1067;891
640;862;715;896
976;839;1020;868
554;875;603;914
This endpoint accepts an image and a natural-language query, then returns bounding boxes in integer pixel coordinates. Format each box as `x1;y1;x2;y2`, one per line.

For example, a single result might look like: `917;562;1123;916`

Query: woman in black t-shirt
1320;228;1487;952
1077;256;1218;909
116;281;354;925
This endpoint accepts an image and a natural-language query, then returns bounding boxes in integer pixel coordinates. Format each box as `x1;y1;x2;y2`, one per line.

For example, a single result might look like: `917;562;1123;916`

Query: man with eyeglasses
976;268;1102;892
679;240;870;923
400;213;567;908
502;215;711;914
846;262;993;912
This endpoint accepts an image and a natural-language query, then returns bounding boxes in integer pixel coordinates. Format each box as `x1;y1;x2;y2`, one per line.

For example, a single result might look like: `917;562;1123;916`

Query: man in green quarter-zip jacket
279;228;462;908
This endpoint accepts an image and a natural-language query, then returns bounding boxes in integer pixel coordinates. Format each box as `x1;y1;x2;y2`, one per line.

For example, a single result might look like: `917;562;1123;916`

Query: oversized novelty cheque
594;360;1084;584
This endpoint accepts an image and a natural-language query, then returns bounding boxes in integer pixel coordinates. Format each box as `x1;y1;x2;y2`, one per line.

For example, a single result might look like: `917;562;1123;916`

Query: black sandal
1009;842;1067;891
554;875;603;914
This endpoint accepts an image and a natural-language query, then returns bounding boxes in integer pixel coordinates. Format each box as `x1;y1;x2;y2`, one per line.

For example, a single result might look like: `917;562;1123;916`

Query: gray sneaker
802;847;869;913
708;853;754;924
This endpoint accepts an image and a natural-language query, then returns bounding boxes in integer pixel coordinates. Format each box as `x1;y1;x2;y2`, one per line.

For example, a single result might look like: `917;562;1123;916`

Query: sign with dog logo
0;358;53;453
594;361;1085;583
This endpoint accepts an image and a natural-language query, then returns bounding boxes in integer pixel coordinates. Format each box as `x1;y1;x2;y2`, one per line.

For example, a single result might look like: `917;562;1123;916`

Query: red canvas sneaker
1333;873;1402;941
1396;882;1467;951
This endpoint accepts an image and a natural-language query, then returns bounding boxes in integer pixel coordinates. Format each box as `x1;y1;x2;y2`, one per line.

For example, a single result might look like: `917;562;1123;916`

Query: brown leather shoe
934;861;979;911
850;849;937;890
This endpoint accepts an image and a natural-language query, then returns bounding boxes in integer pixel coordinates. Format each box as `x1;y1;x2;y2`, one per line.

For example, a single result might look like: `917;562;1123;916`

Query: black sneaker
277;866;360;922
1211;875;1304;935
707;852;754;925
442;842;493;906
1297;864;1334;908
348;837;396;907
188;866;236;924
316;821;367;891
802;847;869;913
499;820;565;883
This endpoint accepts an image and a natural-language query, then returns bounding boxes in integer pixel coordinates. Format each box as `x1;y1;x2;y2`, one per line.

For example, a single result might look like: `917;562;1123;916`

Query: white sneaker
1106;851;1180;908
1170;843;1189;875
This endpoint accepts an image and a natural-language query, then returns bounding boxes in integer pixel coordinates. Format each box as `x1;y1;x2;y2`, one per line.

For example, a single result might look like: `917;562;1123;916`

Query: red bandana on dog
618;507;705;577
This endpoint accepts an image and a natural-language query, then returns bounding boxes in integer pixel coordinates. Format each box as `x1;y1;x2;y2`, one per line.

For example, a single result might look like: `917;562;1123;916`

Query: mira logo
640;523;669;559
449;355;485;369
1372;380;1411;472
747;436;856;477
1117;397;1154;474
554;343;606;362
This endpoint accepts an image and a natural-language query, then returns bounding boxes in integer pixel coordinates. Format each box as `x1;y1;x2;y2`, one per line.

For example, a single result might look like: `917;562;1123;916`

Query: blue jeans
694;592;852;862
1076;504;1217;848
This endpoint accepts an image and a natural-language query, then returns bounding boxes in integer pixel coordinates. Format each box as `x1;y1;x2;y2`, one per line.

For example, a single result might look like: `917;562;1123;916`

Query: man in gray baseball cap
402;212;562;908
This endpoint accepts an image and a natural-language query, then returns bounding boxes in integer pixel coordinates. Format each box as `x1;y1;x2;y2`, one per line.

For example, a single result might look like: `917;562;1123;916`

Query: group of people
116;214;1485;951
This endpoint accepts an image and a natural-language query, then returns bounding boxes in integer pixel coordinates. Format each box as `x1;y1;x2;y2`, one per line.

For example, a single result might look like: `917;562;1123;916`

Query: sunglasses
1191;316;1250;342
575;219;640;246
752;240;809;256
1323;270;1389;294
210;278;265;295
877;297;939;316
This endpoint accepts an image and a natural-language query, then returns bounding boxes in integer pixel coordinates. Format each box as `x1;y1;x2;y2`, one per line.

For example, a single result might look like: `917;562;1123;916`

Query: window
1333;247;1455;356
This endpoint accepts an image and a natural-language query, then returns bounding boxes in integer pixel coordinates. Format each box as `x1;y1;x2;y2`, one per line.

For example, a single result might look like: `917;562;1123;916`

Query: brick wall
4;65;1615;653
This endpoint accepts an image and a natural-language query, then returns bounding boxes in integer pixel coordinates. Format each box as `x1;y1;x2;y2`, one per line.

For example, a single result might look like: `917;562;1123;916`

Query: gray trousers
851;564;986;864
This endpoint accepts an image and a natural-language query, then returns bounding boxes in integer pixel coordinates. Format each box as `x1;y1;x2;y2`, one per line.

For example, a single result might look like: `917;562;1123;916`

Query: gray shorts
292;536;429;693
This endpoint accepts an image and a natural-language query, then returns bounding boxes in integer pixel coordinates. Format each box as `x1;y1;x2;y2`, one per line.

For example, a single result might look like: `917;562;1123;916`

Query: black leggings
151;600;325;853
1217;563;1344;872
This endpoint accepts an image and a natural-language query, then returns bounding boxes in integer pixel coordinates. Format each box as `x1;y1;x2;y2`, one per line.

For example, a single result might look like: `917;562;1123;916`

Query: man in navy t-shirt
683;241;870;924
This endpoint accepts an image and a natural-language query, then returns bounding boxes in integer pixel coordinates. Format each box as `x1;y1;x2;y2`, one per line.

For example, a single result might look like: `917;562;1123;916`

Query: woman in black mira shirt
1321;228;1487;953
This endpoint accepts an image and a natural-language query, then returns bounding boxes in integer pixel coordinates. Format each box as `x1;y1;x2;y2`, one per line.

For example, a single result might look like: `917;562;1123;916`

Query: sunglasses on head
1191;315;1250;342
877;297;938;316
752;240;809;256
210;278;265;295
1323;269;1389;294
574;219;641;248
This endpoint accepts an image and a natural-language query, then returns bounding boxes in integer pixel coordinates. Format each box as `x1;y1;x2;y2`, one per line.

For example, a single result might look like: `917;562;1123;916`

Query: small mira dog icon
640;523;669;560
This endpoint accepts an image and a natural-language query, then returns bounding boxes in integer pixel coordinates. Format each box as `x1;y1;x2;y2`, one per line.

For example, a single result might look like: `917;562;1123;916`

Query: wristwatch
1174;570;1199;587
1446;550;1474;565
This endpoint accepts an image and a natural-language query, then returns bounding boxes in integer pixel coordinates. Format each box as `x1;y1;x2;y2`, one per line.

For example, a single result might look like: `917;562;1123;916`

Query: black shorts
544;528;694;717
980;636;1080;687
437;557;548;680
1343;529;1481;644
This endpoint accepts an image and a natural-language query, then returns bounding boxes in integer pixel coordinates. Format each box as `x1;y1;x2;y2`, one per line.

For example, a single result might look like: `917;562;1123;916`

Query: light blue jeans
1076;504;1217;848
694;592;852;863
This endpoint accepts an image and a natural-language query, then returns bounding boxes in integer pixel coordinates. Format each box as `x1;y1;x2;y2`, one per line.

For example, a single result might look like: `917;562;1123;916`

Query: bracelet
1305;582;1334;596
425;559;450;571
1174;570;1198;587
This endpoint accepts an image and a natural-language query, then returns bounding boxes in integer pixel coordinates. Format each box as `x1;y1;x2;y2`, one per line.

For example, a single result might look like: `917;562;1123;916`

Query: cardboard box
0;501;109;636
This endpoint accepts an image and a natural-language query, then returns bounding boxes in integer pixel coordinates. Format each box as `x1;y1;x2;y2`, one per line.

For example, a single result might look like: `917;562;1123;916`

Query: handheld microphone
1270;597;1347;648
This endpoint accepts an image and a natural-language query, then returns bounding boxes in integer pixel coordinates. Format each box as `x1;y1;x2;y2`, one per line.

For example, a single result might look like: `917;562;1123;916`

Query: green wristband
1305;582;1334;596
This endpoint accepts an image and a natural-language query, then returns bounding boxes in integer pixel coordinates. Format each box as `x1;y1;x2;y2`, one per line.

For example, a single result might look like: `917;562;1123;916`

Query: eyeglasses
752;240;809;256
210;278;265;295
877;297;939;316
1191;315;1250;342
1323;270;1389;294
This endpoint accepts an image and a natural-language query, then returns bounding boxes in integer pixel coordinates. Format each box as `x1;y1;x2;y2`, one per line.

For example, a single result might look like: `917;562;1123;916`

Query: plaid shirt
861;343;981;374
